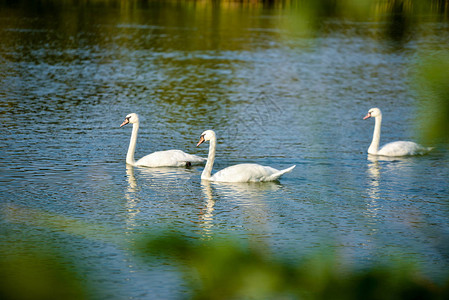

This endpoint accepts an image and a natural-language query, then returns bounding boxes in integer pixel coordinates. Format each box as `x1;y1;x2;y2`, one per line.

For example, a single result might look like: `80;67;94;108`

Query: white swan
196;130;295;182
363;108;432;156
120;113;206;167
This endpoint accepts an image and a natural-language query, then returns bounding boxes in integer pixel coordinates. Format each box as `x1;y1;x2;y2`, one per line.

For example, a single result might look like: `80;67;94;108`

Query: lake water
1;2;449;299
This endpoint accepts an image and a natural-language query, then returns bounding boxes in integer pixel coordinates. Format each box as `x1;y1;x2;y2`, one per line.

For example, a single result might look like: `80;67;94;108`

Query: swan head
120;113;139;127
196;130;216;147
363;108;382;120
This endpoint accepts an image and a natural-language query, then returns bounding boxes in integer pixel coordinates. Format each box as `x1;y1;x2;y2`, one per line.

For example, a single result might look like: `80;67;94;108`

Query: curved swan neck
202;136;216;180
368;114;382;154
127;122;139;165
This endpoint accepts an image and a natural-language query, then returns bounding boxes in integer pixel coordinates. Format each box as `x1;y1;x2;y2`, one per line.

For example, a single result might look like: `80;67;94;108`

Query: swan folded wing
378;141;431;156
211;163;294;183
136;149;206;167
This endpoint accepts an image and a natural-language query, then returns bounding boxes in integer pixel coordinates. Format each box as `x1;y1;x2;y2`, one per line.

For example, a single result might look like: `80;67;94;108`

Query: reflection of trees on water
2;0;447;145
4;1;448;55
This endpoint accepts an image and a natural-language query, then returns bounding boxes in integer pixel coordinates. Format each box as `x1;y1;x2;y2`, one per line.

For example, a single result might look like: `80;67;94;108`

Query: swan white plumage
363;108;432;156
196;130;295;182
120;113;206;167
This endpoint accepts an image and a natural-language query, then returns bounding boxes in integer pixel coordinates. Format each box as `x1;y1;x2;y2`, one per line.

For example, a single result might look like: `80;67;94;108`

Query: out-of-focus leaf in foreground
0;241;87;300
138;231;449;300
415;52;449;144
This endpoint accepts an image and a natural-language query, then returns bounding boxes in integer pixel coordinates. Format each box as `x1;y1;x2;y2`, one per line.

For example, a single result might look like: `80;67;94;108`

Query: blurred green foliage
415;53;449;144
0;241;87;300
138;231;449;300
0;205;115;300
2;228;448;300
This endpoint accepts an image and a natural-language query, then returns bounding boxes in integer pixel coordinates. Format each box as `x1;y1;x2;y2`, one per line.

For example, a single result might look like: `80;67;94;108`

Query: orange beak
363;112;371;120
196;135;205;147
120;119;129;127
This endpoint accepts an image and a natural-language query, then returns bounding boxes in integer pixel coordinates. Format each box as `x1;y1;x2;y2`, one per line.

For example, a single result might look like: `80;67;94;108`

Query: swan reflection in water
200;180;215;237
365;154;418;221
366;154;418;195
125;165;198;228
125;164;284;240
366;155;381;201
199;179;282;238
125;165;140;230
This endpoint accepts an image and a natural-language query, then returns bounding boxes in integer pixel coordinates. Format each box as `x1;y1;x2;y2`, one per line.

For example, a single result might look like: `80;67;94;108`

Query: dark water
1;2;449;299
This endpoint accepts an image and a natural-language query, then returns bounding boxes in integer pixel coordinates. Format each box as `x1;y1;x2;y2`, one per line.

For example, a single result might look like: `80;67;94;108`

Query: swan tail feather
266;165;295;181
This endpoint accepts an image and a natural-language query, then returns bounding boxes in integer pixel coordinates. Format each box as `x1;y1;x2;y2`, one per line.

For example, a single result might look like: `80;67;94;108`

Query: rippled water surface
1;2;449;299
